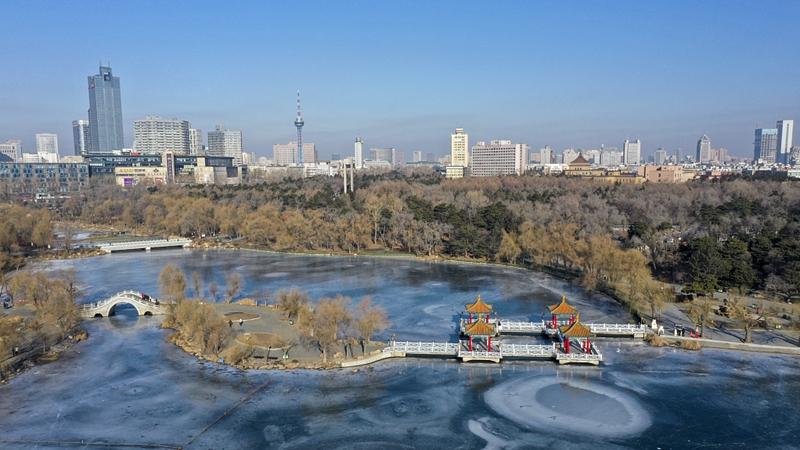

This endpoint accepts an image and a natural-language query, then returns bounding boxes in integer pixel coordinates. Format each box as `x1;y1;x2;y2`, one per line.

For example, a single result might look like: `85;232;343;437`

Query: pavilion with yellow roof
461;295;498;352
547;295;579;328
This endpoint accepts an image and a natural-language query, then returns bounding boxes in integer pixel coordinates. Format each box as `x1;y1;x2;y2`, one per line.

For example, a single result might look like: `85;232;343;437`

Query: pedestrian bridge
497;321;646;338
341;340;602;367
80;290;169;318
98;238;193;254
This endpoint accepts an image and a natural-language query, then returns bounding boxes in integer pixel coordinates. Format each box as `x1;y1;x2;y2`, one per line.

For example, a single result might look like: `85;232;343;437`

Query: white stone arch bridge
80;290;169;318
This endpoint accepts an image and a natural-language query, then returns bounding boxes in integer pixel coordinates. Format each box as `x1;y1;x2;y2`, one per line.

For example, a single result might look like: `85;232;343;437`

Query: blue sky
2;1;799;160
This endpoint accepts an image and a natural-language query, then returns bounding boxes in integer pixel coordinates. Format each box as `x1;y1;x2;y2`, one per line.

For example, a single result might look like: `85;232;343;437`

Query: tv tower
294;91;304;164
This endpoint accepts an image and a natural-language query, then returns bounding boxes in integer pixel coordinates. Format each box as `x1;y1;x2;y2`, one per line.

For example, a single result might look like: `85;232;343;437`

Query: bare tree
208;281;219;303
354;296;390;352
62;223;77;252
191;271;204;301
276;287;310;320
225;272;245;304
300;294;352;363
686;299;714;338
158;264;187;303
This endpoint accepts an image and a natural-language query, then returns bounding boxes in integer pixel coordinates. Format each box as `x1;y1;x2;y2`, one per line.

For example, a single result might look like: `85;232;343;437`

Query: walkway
98;238;192;253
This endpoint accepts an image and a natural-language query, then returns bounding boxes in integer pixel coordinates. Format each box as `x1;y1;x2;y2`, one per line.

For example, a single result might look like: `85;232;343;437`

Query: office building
777;120;794;165
0;162;89;197
754;128;778;164
654;148;668;165
563;149;580;165
0;140;21;162
623;139;641;165
189;128;203;155
426;153;435;163
72;120;91;155
208;126;243;166
36;133;59;163
88;65;124;152
354;136;364;169
600;147;621;166
412;151;423;162
540;146;552;165
696;134;711;164
133;116;190;154
451;127;468;167
370;148;396;166
675;148;683;164
273;141;316;166
716;148;728;164
470;140;528;177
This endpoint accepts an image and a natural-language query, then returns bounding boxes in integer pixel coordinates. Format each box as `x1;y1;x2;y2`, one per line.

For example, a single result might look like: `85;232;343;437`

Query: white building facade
0;140;21;162
189;128;203;155
133;116;190;154
208;126;243;166
273;141;316;166
354;137;363;169
451;127;469;167
777;120;794;165
623;139;641;165
470;140;528;177
36;133;59;163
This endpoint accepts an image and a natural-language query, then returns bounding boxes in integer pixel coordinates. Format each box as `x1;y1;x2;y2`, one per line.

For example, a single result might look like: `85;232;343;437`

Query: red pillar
486;314;489;323
469;336;473;351
565;338;570;354
469;313;473;323
488;337;492;352
552;315;557;327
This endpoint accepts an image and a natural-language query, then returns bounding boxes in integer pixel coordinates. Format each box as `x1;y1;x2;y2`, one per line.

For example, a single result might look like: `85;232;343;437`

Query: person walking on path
229;320;233;328
239;318;244;326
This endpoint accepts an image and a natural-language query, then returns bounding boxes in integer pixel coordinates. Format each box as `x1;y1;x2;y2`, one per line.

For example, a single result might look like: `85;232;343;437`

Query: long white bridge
80;291;169;318
98;238;193;254
341;340;602;368
497;320;646;338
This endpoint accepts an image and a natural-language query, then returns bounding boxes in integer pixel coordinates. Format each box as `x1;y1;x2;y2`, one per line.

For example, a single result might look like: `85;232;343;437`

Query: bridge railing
499;343;555;357
386;341;459;355
556;352;603;361
457;350;502;359
80;290;164;311
587;323;647;334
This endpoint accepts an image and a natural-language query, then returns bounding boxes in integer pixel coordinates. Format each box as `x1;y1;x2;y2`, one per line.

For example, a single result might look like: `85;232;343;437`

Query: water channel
1;249;799;449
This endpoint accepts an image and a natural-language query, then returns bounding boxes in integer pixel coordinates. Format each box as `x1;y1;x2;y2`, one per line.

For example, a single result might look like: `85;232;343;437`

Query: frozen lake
1;249;800;449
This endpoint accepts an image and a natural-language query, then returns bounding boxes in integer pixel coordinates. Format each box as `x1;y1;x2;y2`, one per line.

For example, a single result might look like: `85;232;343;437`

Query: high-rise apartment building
72;120;91;155
777;120;794;165
36;133;59;162
470;140;528;177
675;148;683;164
88;65;124;152
600;147;621;166
133;116;190;154
0;140;21;162
623;139;641;165
754;128;778;164
563;149;579;165
189;128;203;155
208;126;243;166
412;151;423;162
696;134;711;164
540;146;552;165
354;136;364;169
273;142;316;166
451;128;468;167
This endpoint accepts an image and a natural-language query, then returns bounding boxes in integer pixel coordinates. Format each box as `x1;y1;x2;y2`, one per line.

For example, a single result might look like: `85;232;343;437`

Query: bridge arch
81;291;167;318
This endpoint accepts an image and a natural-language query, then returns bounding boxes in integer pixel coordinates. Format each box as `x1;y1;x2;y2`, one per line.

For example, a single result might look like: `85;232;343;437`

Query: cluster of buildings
0;65;246;199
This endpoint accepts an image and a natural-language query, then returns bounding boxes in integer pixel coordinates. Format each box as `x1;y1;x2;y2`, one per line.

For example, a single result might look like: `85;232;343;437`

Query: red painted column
552;315;557;328
469;313;473;323
565;338;570;354
488;337;492;352
469;336;473;351
486;314;489;323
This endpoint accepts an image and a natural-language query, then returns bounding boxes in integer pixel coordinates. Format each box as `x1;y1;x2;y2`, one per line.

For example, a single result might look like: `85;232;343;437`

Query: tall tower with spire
294;91;304;164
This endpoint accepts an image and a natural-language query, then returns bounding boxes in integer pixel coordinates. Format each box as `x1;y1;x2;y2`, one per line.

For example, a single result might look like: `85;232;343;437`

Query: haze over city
3;1;799;159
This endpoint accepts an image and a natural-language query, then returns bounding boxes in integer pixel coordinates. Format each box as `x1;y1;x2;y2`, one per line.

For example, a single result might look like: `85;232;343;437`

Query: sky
2;1;799;160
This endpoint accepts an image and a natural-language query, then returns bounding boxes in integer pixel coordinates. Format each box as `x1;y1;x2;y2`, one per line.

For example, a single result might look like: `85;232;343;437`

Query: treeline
7;169;800;297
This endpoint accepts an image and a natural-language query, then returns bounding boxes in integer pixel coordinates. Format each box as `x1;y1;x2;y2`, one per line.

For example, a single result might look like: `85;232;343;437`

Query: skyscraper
208;126;243;166
777;120;794;165
623;139;641;165
133;116;190;154
354;136;363;169
675;148;683;164
754;128;778;164
72;120;91;155
696;134;711;164
88;65;124;152
540;145;552;165
451;127;469;167
273;142;316;166
36;133;59;162
654;148;667;165
189;128;203;155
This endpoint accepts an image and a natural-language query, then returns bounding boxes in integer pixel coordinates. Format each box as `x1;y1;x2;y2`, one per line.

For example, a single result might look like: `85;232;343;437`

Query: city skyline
2;2;799;160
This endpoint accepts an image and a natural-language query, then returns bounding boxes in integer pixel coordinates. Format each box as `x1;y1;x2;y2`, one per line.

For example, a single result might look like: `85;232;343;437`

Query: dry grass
223;311;260;321
679;339;702;351
645;334;670;347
